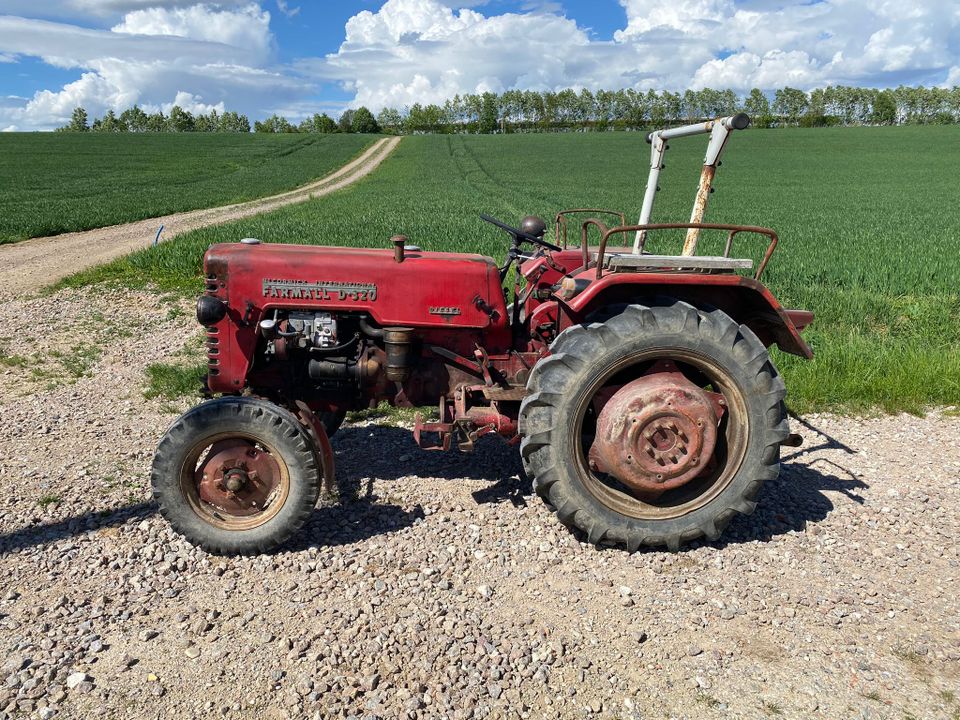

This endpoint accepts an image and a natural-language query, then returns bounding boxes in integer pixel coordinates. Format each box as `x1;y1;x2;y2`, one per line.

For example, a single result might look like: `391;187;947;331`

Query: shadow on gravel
711;415;867;549
332;424;524;488
276;424;527;551
0;418;864;555
285;500;427;552
0;501;157;555
332;418;870;551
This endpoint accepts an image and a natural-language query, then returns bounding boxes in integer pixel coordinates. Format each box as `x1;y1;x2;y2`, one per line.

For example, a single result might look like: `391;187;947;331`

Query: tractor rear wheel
518;300;788;551
152;397;321;554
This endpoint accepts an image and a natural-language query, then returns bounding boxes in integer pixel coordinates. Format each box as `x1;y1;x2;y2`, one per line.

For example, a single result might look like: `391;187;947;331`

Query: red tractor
153;114;813;554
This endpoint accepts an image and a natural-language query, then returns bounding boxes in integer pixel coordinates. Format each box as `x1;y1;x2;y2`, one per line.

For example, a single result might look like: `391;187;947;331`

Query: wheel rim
571;348;749;521
178;432;291;531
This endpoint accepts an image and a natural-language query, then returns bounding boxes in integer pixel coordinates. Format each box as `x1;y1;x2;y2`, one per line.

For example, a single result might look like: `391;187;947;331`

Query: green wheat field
0;132;374;244
36;126;960;414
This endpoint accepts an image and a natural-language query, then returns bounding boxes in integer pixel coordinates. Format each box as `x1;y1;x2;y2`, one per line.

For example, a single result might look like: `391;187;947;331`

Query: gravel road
0;286;957;720
0;137;400;295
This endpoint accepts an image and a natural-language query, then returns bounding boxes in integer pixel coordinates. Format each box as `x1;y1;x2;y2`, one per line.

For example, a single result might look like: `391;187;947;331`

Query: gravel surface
0;286;957;720
0;137;400;294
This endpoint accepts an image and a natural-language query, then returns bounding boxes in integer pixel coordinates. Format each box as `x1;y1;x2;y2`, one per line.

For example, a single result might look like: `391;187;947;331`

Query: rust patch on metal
682;165;716;256
554;209;625;249
588;361;724;496
196;440;282;517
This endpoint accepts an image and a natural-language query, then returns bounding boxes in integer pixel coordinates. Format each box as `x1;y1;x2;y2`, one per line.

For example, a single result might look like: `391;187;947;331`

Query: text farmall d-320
153;114;813;554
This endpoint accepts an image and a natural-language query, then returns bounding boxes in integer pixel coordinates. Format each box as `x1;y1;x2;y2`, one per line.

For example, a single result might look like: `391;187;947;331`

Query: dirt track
0;136;400;296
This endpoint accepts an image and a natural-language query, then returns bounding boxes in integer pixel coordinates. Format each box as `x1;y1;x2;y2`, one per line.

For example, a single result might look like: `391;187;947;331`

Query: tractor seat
597;252;753;273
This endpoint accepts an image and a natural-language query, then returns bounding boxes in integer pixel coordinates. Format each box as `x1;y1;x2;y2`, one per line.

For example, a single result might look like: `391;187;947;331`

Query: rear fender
563;273;813;359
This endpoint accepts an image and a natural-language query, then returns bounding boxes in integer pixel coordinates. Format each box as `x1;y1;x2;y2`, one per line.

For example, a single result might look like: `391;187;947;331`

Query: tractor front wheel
152;397;321;554
518;300;789;551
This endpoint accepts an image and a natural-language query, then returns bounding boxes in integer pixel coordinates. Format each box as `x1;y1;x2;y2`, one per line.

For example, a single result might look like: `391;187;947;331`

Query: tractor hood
203;241;505;329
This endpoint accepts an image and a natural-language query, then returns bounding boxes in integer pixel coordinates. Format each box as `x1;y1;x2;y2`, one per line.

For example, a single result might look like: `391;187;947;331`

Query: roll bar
634;113;750;255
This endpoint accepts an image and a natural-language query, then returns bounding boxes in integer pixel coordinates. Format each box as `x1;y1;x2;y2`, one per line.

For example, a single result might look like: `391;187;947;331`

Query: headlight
196;295;227;325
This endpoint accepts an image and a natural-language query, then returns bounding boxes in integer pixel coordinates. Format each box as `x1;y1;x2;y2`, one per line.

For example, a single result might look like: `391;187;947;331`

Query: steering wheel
480;213;562;252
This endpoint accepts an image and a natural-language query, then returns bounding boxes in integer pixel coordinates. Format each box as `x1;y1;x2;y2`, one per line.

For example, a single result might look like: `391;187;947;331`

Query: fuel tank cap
240;237;261;245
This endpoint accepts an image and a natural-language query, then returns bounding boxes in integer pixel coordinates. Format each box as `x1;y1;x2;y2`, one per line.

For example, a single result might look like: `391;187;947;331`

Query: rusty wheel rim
572;348;748;521
178;432;291;531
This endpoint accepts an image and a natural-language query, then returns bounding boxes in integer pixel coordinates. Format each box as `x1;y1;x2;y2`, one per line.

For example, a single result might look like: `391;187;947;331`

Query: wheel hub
588;361;724;496
196;440;282;517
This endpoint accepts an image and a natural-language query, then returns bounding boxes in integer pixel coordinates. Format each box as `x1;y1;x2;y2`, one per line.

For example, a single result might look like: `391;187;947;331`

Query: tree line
60;106;252;133
60;85;960;135
59;105;381;134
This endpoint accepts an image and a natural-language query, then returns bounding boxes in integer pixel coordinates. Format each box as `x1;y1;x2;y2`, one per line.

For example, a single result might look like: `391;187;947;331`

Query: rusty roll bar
554;209;625;249
635;114;751;254
595;222;779;281
579;218;611;269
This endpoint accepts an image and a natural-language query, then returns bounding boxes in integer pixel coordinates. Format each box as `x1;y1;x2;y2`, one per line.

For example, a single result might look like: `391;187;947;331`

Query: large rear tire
518;300;788;551
152;397;321;554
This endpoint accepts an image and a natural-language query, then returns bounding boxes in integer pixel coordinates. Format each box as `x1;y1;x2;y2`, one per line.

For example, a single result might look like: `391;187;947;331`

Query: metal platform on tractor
596;253;754;273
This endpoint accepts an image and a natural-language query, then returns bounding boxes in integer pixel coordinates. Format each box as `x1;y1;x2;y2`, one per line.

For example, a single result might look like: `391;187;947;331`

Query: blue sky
0;0;957;131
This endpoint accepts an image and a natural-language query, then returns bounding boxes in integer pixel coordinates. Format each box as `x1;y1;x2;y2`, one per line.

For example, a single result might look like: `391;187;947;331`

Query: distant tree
168;105;195;132
93;109;125;132
120;105;148;132
219;111;250;133
404;103;447;134
65;107;89;132
377;107;403;133
145;111;167;132
682;89;700;121
498;90;520;127
553;88;579;126
772;87;808;126
351;106;380;133
338;109;355;133
946;86;960;124
619;89;645;129
871;90;897;125
254;114;296;133
478;92;499;133
194;109;220;132
299;113;338;133
743;88;772;127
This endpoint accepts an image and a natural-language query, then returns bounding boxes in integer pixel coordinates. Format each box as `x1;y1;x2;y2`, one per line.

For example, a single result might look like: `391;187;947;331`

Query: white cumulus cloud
0;4;306;130
1;0;959;130
308;0;960;112
112;3;273;61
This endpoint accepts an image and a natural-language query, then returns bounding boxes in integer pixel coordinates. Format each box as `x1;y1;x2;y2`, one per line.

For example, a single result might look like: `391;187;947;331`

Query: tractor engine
253;310;414;406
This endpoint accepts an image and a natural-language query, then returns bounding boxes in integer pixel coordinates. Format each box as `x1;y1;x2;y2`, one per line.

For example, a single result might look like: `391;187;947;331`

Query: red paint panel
563;271;814;359
203;242;511;392
207;243;507;329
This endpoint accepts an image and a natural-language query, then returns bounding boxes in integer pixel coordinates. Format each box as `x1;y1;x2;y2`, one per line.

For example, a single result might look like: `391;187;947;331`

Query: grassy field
62;127;960;414
0;133;375;244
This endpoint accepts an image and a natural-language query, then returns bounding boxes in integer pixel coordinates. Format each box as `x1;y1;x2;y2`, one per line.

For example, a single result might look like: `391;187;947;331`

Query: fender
561;272;813;359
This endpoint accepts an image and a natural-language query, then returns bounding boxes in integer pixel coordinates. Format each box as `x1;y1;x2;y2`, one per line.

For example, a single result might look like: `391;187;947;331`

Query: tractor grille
205;272;221;377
